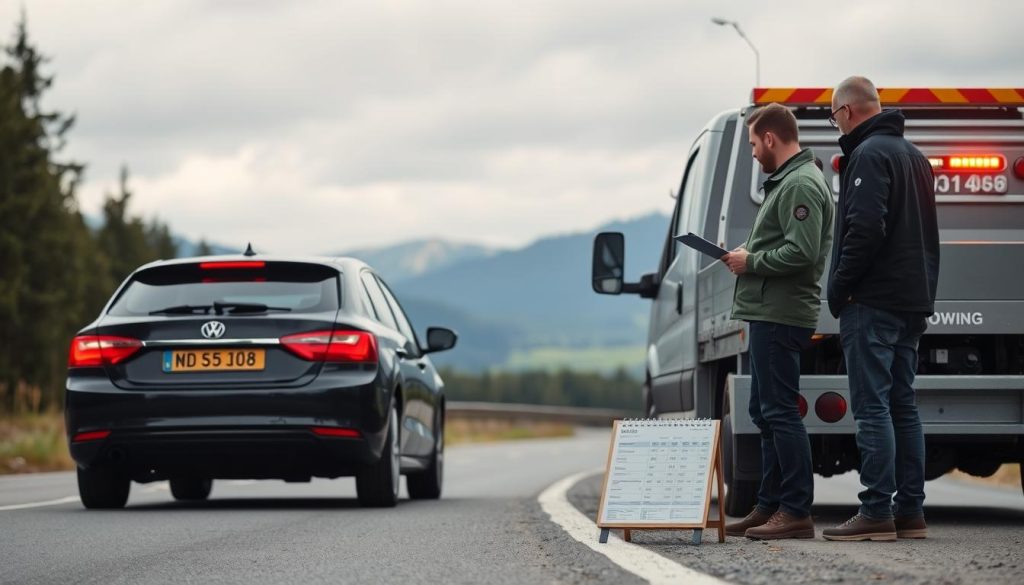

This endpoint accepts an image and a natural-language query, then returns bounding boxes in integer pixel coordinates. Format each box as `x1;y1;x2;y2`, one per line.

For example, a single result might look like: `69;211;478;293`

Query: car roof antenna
243;243;257;257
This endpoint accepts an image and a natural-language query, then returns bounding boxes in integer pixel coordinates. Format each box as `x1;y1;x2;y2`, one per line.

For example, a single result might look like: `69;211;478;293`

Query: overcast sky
3;1;1022;253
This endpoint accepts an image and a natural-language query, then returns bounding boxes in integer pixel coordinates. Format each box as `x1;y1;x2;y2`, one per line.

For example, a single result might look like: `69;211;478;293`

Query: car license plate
934;174;1008;195
162;349;265;373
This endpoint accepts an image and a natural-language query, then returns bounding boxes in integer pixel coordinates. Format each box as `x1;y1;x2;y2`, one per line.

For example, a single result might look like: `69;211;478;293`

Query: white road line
538;470;729;585
0;496;80;512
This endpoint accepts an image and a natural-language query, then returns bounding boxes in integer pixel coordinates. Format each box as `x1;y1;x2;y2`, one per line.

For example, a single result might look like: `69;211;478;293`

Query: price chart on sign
597;419;718;527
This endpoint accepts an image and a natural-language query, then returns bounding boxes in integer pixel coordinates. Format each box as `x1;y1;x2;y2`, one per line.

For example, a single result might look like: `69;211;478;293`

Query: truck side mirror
592;232;625;295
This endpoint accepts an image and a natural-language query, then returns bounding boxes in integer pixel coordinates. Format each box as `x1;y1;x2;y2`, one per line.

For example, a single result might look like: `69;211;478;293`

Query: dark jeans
840;303;927;520
747;320;815;518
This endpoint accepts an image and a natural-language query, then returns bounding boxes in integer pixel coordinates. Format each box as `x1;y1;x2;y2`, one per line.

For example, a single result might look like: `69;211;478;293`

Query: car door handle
676;281;683;314
417;362;427;371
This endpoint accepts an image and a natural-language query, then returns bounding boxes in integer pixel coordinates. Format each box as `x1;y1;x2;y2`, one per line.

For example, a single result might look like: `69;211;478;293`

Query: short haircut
746;103;799;144
834;76;880;113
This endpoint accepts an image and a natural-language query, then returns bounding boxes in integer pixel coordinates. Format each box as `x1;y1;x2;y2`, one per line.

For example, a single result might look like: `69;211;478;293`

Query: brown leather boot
895;515;927;539
822;513;897;541
725;508;773;537
744;510;816;540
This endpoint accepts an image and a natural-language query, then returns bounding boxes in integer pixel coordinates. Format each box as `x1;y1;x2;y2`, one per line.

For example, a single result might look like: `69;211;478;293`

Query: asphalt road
2;430;1023;585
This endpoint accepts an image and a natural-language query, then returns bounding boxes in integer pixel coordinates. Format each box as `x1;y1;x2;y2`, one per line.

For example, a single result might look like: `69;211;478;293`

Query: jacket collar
762;148;813;193
839;109;905;155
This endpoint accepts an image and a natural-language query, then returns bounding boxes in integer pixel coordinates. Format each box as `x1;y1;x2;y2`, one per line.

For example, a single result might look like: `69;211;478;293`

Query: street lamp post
711;17;760;87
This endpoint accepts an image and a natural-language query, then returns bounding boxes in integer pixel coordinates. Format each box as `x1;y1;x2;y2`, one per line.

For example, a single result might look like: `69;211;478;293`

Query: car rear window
107;261;341;316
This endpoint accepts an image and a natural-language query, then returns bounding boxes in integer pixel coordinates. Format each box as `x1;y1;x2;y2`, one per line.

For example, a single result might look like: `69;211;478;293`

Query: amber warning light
929;154;1006;173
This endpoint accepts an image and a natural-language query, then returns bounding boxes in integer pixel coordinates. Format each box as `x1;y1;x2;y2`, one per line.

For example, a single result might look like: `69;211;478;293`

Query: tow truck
591;87;1024;515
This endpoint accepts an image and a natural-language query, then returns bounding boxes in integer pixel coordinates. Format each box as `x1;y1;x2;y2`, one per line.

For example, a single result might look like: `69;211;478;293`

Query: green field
504;345;645;376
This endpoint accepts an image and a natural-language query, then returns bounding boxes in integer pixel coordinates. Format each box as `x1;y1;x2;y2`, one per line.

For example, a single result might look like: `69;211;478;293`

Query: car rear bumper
65;369;391;481
728;374;1024;435
69;428;379;481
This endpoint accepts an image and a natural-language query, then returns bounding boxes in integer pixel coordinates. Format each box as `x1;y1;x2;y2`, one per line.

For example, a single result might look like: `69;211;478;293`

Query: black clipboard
673;232;729;259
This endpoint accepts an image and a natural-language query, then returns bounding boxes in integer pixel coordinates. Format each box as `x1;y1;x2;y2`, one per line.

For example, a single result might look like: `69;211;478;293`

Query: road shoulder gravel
566;472;1024;585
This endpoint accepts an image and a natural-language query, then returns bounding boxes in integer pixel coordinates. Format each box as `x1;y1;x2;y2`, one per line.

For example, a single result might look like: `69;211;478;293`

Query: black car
65;255;456;509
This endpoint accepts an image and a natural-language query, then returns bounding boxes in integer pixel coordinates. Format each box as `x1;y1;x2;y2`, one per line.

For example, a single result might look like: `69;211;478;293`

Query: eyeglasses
828;104;849;128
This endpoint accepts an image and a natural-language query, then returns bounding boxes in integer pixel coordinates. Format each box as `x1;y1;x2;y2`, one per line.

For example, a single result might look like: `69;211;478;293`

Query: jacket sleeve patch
794;205;810;221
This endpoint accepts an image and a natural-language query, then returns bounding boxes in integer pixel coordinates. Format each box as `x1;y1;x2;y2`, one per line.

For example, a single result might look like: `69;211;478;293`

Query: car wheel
356;404;400;508
170;478;213;501
722;384;759;517
407;413;443;500
77;466;130;509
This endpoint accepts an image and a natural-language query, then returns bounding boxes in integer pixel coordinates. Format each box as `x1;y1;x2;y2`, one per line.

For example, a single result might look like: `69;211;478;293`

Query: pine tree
96;166;162;284
0;15;108;411
195;239;214;256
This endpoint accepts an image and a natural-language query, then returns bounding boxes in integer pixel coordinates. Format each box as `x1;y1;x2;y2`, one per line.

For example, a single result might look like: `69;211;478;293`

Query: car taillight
815;392;848;423
280;330;378;363
1014;157;1024;180
798;394;808;418
72;430;111;442
69;335;143;367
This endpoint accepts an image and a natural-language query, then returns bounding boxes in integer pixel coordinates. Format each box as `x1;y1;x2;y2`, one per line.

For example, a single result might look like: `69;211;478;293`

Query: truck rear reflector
752;88;1024;107
815;392;848;423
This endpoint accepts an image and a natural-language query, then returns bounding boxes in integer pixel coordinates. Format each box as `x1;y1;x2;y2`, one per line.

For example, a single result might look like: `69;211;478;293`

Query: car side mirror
424;327;458;353
592;232;625;295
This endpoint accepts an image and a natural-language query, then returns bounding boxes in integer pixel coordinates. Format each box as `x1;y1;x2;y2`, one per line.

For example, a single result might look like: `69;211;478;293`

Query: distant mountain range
390;212;669;373
332;239;503;282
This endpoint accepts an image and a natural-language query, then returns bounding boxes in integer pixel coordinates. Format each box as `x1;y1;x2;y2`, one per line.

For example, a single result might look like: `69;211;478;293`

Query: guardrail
446;401;633;427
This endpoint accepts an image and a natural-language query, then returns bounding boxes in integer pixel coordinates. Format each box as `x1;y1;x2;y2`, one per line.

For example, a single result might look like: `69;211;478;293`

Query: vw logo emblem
201;321;226;339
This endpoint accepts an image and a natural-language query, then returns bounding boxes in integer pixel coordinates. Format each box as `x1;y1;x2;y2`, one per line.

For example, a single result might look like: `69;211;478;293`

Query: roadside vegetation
0;18;211;416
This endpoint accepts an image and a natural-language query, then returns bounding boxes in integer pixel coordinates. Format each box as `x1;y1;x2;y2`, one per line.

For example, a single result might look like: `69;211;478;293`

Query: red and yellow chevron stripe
752;88;1024;107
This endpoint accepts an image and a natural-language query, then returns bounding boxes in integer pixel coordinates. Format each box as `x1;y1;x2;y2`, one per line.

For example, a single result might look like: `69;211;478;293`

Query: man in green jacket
722;103;834;540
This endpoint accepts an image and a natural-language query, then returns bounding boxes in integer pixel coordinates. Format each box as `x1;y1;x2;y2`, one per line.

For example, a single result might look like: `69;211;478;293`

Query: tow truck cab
592;87;1024;515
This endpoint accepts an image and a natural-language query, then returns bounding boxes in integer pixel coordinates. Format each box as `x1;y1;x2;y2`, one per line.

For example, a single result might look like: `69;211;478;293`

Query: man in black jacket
822;76;940;542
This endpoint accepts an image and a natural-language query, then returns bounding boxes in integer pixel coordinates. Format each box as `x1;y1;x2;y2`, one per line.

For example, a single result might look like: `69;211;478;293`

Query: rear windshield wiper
215;302;292;314
149;304;214;315
148;302;292;316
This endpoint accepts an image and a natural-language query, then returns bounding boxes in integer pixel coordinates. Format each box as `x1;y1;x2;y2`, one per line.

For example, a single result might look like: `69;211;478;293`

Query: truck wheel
356;404;401;508
721;385;759;517
407;413;443;500
170;478;213;501
77;466;130;509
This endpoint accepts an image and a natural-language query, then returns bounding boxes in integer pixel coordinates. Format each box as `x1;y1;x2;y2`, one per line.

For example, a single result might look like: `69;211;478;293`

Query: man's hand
722;247;749;275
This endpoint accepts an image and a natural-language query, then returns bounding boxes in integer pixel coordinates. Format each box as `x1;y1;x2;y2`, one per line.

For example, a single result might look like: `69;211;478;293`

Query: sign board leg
599;528;610;544
691;529;703;546
716;435;727;543
623;529;632;542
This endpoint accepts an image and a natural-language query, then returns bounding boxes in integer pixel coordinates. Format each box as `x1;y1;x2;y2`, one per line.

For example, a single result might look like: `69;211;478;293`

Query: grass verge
446;418;575;446
0;411;74;474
